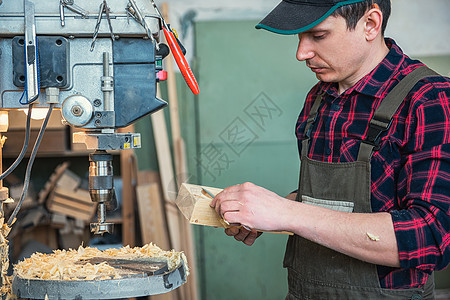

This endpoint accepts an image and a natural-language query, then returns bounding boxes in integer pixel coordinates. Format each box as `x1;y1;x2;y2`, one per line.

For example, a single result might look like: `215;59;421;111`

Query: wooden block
70;127;88;152
38;162;70;204
47;187;96;222
53;187;92;204
176;183;224;228
50;213;67;228
56;169;81;190
48;202;92;222
52;195;93;213
176;183;293;235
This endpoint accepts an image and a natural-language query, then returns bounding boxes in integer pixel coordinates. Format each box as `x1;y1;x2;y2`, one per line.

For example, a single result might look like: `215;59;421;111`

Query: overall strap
357;66;439;162
301;91;325;158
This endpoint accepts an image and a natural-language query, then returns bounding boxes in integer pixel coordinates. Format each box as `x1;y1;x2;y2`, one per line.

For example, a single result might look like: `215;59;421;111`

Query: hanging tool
90;0;115;51
24;0;39;104
151;0;200;95
126;0;158;48
59;0;89;27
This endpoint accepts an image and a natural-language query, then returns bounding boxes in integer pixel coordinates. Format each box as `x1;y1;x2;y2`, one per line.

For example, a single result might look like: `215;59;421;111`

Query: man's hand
210;182;292;234
223;226;262;246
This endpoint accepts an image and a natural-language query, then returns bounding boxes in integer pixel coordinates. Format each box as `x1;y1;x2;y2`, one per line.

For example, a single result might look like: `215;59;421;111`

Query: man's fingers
223;211;242;225
225;227;240;236
243;230;259;246
233;227;251;242
225;227;262;246
217;200;243;218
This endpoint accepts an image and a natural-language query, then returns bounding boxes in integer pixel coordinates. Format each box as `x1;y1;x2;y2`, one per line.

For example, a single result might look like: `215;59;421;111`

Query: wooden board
136;183;170;250
176;183;293;235
118;126;137;248
3;129;68;157
151;93;181;252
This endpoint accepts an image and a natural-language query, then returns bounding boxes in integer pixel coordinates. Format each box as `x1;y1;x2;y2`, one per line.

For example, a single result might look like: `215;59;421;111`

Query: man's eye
313;34;325;40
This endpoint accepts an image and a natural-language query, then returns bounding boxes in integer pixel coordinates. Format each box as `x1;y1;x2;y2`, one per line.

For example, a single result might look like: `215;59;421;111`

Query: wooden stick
119;126;137;247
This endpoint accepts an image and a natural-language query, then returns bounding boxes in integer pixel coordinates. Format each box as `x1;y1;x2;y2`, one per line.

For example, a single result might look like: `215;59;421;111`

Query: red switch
157;70;167;81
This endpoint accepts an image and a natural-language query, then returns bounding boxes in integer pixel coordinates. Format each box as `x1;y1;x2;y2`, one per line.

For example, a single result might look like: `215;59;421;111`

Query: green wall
135;19;450;300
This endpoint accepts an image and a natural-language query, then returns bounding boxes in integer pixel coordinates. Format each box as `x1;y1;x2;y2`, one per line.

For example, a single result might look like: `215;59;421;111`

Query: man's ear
364;6;383;41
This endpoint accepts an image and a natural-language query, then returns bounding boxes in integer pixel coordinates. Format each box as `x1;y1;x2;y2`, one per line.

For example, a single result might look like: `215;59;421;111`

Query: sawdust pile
0;218;12;297
14;243;188;281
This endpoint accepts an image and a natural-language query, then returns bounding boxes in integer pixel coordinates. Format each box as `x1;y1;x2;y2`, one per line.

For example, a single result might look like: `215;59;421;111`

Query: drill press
0;0;194;298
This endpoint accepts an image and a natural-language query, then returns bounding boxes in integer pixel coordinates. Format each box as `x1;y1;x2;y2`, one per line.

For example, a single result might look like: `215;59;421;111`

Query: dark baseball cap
256;0;367;35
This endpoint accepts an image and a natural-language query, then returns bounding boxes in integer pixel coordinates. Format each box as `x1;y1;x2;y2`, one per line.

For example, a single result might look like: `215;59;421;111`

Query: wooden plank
137;182;175;300
151;88;183;300
176;183;293;235
137;170;161;186
38;162;70;204
51;196;93;213
151;109;177;203
136;183;170;250
51;195;93;212
119;126;137;247
53;187;92;204
151;92;180;247
161;3;199;299
47;202;92;222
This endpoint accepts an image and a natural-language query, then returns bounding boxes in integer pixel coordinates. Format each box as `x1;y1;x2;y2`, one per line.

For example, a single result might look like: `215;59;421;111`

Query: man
210;0;450;299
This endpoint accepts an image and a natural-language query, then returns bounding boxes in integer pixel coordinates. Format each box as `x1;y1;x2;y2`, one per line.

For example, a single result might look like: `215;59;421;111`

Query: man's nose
296;37;314;61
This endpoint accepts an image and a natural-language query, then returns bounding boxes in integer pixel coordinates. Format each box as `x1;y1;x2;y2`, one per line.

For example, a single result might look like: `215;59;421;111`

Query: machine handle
163;27;199;95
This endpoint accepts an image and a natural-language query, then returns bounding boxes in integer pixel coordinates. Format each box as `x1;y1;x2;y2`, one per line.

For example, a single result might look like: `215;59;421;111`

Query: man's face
296;15;369;89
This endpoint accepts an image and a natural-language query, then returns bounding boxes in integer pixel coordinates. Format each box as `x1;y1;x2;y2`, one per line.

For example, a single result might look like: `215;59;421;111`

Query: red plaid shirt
296;39;450;289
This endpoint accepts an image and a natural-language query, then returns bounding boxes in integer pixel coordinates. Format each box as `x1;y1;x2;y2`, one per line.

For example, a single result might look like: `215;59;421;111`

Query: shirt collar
320;38;406;98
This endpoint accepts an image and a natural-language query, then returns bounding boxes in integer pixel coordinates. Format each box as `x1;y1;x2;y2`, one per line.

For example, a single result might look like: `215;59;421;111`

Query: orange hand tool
152;1;199;95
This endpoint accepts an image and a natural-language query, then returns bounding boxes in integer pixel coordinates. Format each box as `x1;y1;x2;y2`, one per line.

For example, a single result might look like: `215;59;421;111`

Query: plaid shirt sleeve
390;78;450;274
295;40;450;289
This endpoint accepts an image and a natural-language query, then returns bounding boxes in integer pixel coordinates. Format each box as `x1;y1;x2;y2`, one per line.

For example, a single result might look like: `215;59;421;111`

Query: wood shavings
366;232;380;241
0;136;6;147
0;218;13;298
14;243;188;281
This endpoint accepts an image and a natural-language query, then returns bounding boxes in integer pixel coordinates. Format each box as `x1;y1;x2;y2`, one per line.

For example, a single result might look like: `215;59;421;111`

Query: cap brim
256;0;366;35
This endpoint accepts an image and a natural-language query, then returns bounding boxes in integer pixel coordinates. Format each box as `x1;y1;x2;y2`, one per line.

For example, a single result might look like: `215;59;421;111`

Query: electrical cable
7;103;54;227
0;103;33;181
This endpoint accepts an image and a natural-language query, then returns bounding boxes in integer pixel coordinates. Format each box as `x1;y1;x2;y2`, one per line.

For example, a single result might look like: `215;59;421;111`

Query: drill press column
89;150;114;234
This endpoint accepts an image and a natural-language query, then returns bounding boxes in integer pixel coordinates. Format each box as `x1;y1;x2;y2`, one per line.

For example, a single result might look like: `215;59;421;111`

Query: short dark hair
331;0;391;35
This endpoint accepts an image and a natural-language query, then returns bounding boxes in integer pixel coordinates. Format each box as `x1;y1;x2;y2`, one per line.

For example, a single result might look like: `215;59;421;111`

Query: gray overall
284;67;438;299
